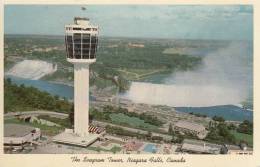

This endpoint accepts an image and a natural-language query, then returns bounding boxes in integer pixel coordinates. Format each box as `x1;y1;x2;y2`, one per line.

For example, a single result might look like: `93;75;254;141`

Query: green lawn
87;146;121;153
230;130;253;147
109;113;157;130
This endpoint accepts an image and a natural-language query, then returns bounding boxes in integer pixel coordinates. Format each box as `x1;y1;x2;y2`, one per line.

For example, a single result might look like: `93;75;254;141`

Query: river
6;75;74;99
6;75;253;122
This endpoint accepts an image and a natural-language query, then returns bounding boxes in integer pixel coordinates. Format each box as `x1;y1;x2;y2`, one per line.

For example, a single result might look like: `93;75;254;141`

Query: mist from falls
124;41;253;107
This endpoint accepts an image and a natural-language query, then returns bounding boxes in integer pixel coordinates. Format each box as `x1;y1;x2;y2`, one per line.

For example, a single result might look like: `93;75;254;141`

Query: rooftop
4;124;36;137
52;129;101;147
74;17;89;21
181;139;222;154
74;17;90;26
225;144;241;151
175;120;206;132
225;144;253;151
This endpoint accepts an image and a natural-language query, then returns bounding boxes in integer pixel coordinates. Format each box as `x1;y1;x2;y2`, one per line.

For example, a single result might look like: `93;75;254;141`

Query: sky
4;5;253;40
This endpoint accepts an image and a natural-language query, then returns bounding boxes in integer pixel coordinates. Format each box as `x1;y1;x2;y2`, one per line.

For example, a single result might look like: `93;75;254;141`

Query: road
4;111;68;119
92;120;172;140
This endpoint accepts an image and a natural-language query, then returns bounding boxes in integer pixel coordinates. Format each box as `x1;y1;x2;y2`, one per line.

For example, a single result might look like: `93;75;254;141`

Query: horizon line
4;33;252;42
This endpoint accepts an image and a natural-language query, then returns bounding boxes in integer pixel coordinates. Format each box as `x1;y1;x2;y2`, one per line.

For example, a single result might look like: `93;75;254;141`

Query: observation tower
53;17;100;146
66;17;98;137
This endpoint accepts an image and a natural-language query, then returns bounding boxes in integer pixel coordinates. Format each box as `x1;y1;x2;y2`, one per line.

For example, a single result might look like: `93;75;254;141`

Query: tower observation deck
65;17;98;63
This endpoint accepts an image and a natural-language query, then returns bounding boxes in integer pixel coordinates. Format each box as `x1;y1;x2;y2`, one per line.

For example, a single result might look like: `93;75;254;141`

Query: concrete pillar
74;63;89;137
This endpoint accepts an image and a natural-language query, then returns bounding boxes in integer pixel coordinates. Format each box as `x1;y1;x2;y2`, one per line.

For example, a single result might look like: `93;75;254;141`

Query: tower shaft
74;63;89;137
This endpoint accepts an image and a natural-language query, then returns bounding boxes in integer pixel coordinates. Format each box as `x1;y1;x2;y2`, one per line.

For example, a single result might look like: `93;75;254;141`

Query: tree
4;78;73;113
212;116;225;122
168;123;174;135
146;131;152;139
69;104;74;127
103;105;114;112
227;123;237;130
6;78;12;84
174;135;184;144
151;136;163;141
206;122;236;144
237;120;253;135
218;123;230;137
54;95;60;100
89;114;93;123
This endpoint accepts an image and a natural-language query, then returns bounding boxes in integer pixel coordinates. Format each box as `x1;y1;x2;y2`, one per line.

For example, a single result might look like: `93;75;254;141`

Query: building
4;124;41;150
222;144;253;155
180;139;222;154
118;98;134;108
128;43;145;48
53;17;101;147
123;140;144;153
174;120;207;139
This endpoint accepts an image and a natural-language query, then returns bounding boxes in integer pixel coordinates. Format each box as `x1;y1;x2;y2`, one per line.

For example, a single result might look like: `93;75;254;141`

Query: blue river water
6;75;74;99
6;76;252;122
175;105;252;122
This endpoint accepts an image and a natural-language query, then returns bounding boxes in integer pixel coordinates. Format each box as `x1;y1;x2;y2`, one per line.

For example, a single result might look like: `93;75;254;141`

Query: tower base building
52;129;100;147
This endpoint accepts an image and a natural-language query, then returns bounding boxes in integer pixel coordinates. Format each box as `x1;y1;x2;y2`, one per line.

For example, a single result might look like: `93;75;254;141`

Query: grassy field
230;130;253;147
110;113;157;130
87;146;121;153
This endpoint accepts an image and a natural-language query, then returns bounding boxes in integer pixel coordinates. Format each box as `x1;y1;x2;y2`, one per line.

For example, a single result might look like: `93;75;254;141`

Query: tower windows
65;28;98;60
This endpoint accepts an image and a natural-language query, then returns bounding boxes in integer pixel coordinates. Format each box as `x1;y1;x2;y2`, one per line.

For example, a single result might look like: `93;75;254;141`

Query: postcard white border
0;1;259;167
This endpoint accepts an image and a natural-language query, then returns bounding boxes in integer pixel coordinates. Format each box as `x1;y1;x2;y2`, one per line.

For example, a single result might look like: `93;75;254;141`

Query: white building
4;124;41;149
181;139;222;154
174;120;208;139
223;144;253;155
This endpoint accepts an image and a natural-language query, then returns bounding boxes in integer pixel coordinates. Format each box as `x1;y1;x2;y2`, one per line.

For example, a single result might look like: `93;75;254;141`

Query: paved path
93;120;172;140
